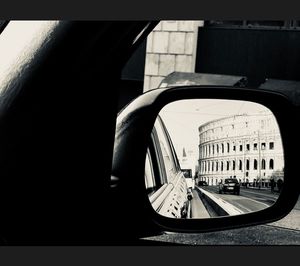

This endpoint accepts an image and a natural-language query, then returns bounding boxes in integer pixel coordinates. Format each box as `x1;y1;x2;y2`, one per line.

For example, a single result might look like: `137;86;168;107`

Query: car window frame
158;115;181;172
156;116;181;167
153;116;181;182
145;129;168;195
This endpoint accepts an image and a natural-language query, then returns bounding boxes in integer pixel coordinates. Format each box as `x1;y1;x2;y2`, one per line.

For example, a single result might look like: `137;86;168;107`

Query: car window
225;179;239;184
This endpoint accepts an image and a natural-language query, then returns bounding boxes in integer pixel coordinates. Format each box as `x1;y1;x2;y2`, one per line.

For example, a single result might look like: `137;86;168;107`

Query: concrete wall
143;20;204;92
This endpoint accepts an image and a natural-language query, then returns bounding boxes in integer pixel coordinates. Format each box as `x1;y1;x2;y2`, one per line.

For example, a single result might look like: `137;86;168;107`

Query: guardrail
196;186;243;216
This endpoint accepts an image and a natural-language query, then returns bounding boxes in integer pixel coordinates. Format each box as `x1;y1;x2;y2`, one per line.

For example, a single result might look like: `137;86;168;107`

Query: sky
159;99;273;165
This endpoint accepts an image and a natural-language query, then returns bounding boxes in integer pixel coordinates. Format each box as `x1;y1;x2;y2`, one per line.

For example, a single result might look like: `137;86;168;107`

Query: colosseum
197;113;284;187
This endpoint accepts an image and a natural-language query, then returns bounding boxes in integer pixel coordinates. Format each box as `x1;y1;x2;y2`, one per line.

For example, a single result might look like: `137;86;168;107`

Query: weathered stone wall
143;21;204;92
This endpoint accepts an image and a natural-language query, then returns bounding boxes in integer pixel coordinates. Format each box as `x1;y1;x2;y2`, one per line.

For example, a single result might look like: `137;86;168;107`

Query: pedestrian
270;178;275;193
277;179;283;193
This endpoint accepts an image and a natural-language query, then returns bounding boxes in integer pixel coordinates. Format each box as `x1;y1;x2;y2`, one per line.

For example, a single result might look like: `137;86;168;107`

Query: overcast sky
159;99;273;162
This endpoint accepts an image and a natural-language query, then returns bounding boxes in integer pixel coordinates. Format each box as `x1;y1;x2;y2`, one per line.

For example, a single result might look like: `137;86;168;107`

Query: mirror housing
112;85;299;234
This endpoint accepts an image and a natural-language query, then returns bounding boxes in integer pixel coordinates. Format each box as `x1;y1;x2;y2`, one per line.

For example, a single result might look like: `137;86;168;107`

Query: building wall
198;114;284;186
177;148;197;178
143;21;204;92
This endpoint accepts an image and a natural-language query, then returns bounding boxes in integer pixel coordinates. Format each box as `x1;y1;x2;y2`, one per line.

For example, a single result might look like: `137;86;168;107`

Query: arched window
254;159;258;170
217;144;219;154
227;161;230;171
209;145;211;156
262;159;266;170
213;145;215;155
216;162;219;171
222;143;224;153
212;161;214;172
239;160;242;171
205;162;207;172
269;159;274;170
208;161;210;172
221;161;224;171
232;160;235;170
246;159;250;170
227;143;230;153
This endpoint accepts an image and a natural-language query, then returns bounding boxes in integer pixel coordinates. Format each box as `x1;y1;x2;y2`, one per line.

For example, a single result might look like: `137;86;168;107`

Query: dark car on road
198;181;208;186
219;178;240;195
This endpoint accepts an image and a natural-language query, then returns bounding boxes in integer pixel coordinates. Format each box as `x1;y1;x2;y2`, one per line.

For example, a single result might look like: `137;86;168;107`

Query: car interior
0;20;299;246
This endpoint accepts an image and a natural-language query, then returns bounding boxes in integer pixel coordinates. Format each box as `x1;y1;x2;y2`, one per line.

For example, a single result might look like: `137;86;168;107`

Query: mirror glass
145;99;284;219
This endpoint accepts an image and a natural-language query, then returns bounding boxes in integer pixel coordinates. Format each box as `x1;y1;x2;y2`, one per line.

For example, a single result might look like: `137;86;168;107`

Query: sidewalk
268;209;300;230
242;186;280;193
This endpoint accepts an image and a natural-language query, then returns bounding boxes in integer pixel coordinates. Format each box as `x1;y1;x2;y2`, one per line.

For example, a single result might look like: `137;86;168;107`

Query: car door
145;116;190;218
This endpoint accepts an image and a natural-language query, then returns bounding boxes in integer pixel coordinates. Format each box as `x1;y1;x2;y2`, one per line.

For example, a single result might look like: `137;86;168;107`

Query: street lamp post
258;129;262;189
243;138;246;185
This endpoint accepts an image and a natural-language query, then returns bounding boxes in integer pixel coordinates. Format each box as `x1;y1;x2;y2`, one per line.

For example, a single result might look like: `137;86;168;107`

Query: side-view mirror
112;85;299;234
147;95;284;218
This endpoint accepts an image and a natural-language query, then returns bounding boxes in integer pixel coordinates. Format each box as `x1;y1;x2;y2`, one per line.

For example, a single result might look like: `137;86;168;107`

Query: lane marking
242;197;270;208
228;201;251;213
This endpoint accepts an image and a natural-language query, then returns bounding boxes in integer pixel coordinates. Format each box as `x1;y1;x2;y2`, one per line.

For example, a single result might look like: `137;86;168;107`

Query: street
200;185;278;215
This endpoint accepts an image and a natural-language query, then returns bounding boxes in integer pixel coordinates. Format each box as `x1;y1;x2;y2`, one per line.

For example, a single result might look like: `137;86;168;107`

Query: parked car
219;178;240;195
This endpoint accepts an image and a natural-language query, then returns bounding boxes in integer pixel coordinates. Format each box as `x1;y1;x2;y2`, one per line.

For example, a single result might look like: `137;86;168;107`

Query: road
200;185;279;214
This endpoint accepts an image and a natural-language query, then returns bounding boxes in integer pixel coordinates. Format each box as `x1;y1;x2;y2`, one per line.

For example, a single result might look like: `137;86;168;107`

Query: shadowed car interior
0;20;299;245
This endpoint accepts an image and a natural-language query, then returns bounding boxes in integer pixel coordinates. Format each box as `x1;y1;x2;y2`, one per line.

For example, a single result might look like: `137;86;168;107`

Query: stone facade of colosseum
198;114;284;186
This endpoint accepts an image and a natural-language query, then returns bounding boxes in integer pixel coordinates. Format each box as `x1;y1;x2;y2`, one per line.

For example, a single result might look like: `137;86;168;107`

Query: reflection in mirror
145;99;284;219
